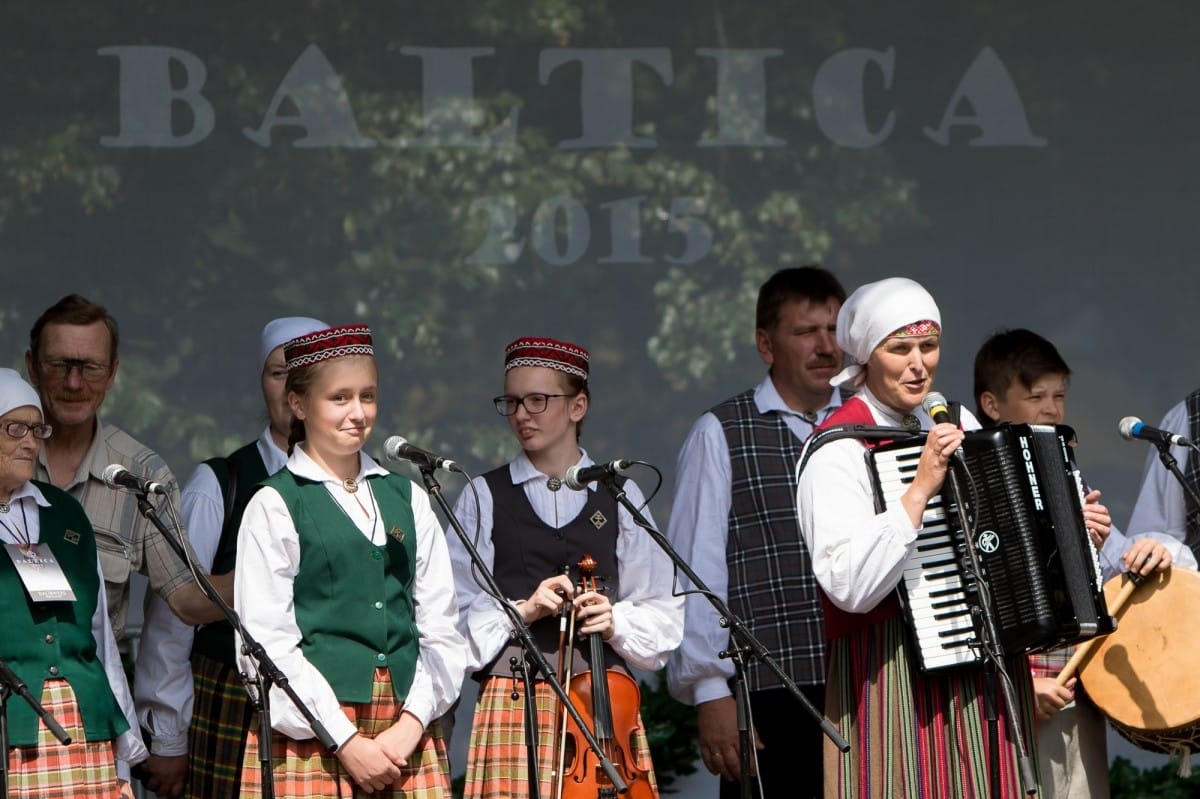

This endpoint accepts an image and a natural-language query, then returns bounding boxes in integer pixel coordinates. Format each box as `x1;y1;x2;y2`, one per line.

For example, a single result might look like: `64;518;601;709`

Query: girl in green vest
0;367;147;798
137;315;328;799
232;325;467;798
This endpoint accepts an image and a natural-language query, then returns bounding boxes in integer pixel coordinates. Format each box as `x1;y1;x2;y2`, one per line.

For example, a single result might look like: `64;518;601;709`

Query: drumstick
1054;572;1147;686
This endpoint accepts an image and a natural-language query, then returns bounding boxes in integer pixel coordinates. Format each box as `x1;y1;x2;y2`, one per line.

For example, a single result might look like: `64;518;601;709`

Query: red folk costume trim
890;319;940;338
503;336;589;381
813;396;903;640
284;324;374;370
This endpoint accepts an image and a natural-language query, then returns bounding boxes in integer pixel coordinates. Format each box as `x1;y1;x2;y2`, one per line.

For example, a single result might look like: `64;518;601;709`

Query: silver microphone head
383;436;408;462
921;391;949;417
563;464;586;492
1117;416;1142;441
101;463;125;489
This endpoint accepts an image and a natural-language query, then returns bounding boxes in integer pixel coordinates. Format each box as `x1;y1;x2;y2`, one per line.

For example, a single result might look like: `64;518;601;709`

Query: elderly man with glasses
24;293;225;798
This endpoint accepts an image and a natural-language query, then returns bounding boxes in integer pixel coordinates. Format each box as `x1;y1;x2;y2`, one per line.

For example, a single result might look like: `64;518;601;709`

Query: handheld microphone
102;464;168;496
1118;416;1194;448
922;391;953;425
383;436;462;472
563;460;633;491
921;391;967;463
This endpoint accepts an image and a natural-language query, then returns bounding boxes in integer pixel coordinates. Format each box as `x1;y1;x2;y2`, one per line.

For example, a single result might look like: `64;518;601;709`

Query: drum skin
1079;566;1200;755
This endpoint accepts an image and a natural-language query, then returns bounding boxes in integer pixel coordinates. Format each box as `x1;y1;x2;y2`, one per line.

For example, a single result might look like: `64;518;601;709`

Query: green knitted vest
263;469;420;703
1;482;128;745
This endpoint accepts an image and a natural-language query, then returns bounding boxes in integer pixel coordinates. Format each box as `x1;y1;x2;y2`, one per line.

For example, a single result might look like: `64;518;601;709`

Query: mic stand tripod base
508;656;544;799
718;633;761;799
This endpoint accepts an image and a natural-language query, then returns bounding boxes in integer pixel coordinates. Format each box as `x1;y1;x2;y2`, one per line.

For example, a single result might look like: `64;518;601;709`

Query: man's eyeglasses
39;359;111;381
492;393;577;416
2;421;53;440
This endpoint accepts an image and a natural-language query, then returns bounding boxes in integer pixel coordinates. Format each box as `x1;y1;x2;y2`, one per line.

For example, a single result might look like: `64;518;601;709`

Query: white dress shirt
233;446;466;746
446;449;683;677
1;484;149;779
796;388;980;613
135;428;289;754
1125;399;1200;568
665;376;843;706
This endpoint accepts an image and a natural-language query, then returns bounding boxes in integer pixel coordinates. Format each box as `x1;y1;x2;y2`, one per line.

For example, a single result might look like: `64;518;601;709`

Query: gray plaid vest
711;389;825;689
1183;389;1200;563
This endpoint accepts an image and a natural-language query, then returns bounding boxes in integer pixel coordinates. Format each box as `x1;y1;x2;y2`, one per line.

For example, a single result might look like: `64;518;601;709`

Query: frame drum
1078;566;1200;756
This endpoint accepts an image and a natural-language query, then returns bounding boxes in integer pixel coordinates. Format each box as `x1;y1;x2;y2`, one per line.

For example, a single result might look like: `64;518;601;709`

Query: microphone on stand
383;436;463;473
1118;416;1194;448
564;460;634;491
102;464;169;496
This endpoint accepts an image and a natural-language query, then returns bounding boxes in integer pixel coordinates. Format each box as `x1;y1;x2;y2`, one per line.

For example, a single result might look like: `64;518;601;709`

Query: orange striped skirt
239;667;450;799
462;676;658;799
7;679;122;799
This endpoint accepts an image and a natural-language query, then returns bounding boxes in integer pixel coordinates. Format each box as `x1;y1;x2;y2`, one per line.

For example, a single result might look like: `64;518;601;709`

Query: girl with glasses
447;336;683;799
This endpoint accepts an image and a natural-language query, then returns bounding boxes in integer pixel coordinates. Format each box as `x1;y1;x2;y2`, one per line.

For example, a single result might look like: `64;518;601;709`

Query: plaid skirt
239;667;451;799
462;676;658;799
187;650;254;798
7;679;121;799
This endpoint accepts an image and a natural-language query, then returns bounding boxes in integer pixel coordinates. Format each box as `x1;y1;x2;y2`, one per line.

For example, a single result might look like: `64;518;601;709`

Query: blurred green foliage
1110;756;1200;798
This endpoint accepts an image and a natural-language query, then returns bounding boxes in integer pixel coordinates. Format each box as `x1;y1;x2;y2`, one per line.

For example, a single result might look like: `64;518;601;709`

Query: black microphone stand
413;464;629;797
509;653;543;798
1150;440;1200;555
131;492;336;799
942;460;1038;798
801;424;1036;796
0;656;72;798
591;471;850;799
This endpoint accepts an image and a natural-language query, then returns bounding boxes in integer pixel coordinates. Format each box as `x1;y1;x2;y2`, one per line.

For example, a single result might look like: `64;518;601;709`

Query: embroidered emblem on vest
64;529;81;545
389;526;406;543
589;510;608;529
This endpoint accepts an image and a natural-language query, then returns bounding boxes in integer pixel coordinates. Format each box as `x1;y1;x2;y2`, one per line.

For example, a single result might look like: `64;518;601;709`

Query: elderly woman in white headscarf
796;278;1036;799
0;367;147;798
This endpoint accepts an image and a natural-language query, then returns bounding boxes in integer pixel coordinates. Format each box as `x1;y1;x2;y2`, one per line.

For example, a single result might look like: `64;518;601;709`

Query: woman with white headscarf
0;367;148;798
796;278;1038;798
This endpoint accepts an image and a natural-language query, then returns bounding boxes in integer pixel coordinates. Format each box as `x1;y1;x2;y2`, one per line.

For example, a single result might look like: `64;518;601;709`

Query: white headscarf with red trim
830;277;941;388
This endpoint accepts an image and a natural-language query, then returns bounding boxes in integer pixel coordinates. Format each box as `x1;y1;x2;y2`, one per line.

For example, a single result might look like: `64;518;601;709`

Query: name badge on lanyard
5;543;78;603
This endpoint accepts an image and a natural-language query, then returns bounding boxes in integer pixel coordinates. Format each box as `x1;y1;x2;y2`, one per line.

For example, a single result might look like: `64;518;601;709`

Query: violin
552;554;655;799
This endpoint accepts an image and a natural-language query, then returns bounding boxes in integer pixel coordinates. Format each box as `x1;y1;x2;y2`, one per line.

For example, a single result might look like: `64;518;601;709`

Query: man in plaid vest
667;266;847;799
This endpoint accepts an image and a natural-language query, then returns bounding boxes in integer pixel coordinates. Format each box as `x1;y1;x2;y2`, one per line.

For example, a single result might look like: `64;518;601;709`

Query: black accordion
869;423;1114;671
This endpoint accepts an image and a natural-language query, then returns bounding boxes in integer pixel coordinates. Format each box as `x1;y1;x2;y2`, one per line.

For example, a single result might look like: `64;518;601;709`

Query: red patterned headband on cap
284;324;374;370
888;319;941;338
504;337;589;381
